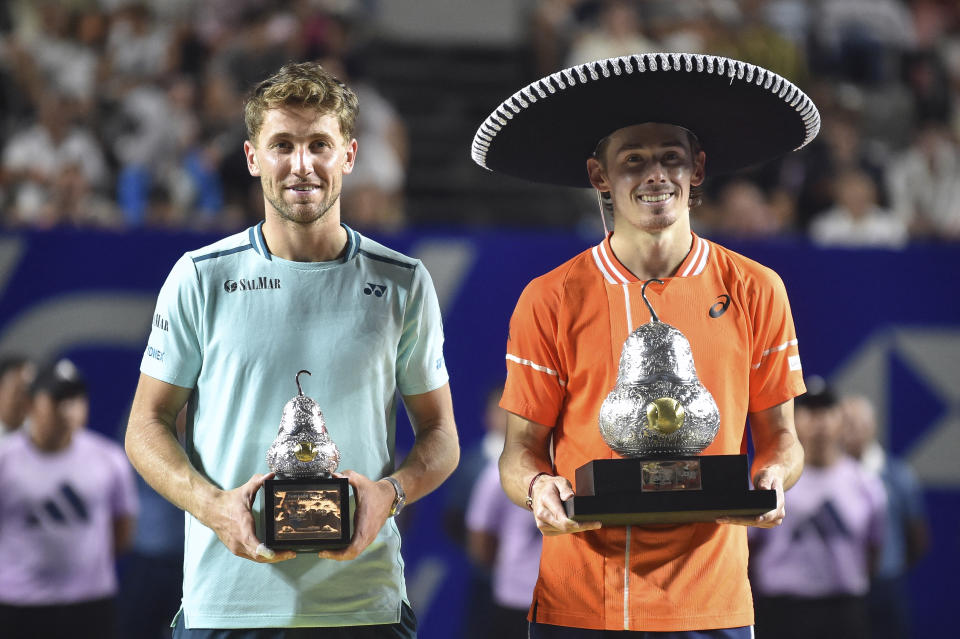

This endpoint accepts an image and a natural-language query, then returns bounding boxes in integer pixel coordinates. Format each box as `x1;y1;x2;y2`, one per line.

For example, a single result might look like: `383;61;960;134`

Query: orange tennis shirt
501;232;806;631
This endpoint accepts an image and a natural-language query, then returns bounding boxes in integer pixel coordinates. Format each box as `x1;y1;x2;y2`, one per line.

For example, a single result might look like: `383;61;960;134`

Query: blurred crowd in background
0;0;959;246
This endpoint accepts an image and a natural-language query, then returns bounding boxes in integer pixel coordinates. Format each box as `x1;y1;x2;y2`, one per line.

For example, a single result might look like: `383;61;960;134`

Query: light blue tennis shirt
140;222;449;628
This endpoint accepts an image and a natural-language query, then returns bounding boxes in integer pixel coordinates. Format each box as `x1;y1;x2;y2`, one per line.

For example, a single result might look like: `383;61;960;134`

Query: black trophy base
564;455;776;525
263;476;351;551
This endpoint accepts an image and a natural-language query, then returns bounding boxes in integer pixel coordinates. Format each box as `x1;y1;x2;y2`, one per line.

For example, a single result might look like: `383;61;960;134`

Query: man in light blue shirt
125;62;460;638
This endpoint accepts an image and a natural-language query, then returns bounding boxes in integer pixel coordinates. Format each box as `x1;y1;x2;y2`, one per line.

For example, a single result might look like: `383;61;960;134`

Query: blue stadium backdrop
0;228;955;636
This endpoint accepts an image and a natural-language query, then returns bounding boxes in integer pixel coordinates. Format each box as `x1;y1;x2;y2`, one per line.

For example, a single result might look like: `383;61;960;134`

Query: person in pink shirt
749;377;886;639
0;360;138;639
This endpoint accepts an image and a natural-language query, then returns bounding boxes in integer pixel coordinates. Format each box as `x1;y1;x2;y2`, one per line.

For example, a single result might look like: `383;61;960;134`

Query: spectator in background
325;57;410;234
0;355;35;441
442;384;506;639
809;0;914;85
0;359;138;639
708;179;788;238
3;2;100;111
529;0;592;78
887;120;960;240
841;395;930;639
792;109;890;231
465;386;541;638
809;169;907;248
565;0;658;67
709;0;809;86
103;2;173;92
750;377;886;639
1;92;110;228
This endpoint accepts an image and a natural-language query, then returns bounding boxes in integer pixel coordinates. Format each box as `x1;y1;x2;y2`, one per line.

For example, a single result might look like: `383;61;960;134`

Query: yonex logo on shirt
223;277;282;293
363;283;387;297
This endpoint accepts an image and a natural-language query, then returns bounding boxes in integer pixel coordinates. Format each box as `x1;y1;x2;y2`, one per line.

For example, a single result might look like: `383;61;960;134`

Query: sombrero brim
472;52;820;187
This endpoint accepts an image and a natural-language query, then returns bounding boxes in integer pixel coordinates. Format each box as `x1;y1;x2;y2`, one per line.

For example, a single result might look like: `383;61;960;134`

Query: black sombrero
471;52;820;187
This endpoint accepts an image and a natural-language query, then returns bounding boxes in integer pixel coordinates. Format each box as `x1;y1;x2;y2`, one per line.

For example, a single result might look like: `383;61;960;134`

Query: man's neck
29;428;73;453
261;213;348;262
608;219;694;281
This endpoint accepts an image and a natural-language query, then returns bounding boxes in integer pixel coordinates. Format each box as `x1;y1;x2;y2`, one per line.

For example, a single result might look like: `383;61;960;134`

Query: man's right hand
202;472;297;563
530;474;602;536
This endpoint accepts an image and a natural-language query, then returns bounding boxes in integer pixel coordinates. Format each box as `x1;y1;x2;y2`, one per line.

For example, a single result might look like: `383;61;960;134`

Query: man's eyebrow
265;131;336;141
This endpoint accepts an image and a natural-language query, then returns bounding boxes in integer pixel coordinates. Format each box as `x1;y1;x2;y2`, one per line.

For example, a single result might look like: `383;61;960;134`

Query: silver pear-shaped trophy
262;370;351;550
564;280;776;525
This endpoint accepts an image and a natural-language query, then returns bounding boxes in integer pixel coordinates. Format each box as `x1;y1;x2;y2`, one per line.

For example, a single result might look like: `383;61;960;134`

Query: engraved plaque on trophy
262;370;351;550
564;280;776;525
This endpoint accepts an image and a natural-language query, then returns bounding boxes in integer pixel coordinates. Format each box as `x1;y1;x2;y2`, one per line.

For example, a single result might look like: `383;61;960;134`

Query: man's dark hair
30;359;87;402
795;375;838;410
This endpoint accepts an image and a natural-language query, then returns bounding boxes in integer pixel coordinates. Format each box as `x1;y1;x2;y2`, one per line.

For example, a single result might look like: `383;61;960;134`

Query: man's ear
244;140;260;177
691;150;706;187
341;138;358;175
587;157;610;192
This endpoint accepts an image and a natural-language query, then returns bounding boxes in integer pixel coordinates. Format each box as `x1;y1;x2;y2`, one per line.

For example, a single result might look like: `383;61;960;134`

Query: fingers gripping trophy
263;370;351;550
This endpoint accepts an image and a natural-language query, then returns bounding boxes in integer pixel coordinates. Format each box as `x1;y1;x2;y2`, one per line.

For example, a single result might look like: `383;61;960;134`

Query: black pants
171;602;417;639
754;594;868;639
0;597;117;639
117;551;184;639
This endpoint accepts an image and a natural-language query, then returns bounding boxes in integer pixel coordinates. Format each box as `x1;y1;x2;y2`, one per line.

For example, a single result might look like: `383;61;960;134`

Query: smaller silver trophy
262;370;351;550
564;280;776;525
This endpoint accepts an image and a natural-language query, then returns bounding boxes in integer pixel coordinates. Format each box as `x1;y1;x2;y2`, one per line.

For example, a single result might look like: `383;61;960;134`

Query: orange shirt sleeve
501;274;567;429
747;267;806;413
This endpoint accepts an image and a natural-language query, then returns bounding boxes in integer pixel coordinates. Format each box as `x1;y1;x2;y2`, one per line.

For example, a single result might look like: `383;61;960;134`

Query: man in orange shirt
471;53;818;636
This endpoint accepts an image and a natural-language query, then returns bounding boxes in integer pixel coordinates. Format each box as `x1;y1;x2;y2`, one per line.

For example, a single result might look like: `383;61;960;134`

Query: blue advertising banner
0;229;955;635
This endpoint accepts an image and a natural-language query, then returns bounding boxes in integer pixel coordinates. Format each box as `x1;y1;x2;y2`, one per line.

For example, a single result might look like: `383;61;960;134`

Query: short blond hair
243;62;359;144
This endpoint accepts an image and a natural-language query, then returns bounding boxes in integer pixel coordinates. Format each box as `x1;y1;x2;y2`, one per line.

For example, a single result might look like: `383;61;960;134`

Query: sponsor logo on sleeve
153;313;169;332
146;346;165;362
788;354;802;371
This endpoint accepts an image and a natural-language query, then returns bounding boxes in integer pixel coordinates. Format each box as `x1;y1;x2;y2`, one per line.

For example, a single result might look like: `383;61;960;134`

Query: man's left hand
316;470;395;561
716;468;785;528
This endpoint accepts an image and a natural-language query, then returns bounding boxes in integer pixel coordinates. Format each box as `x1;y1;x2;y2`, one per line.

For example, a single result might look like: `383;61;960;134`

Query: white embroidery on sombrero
470;53;822;175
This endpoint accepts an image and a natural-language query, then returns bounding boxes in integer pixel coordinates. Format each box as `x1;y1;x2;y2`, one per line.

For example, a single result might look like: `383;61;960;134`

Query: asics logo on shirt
223;277;282;293
709;294;731;318
363;283;387;297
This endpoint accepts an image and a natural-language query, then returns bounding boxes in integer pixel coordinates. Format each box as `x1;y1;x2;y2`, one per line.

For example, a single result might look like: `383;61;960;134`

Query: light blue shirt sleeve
140;254;204;389
396;262;448;396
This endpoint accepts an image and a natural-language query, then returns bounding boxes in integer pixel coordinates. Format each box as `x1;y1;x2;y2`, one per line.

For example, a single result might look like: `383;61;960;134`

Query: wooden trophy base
263;476;351;551
564;455;776;525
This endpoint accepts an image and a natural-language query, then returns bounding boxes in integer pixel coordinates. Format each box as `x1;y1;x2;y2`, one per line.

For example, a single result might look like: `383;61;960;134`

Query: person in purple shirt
749;377;886;639
465;386;542;637
0;359;138;639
